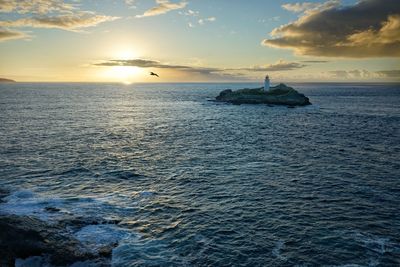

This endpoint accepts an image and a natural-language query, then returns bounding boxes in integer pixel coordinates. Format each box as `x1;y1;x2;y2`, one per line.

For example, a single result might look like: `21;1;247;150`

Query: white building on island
264;75;270;92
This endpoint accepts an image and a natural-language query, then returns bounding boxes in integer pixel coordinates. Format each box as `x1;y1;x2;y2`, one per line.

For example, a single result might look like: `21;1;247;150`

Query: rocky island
0;78;16;83
216;76;311;106
216;83;311;106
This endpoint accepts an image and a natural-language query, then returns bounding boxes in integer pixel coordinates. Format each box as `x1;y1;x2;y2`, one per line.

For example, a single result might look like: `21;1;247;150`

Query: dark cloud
95;59;307;75
0;27;27;41
301;60;329;63
263;0;400;58
95;59;220;75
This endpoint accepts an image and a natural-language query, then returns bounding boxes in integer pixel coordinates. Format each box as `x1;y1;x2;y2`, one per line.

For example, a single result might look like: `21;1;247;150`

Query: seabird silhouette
150;72;159;77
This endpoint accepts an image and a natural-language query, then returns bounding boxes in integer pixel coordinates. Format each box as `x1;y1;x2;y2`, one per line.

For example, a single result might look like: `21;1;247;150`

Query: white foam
336;231;400;267
0;189;118;223
272;240;287;261
74;224;132;252
353;232;390;254
0;190;63;221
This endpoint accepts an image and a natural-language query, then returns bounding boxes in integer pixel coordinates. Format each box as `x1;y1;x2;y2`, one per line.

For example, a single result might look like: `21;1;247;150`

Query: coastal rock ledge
0;214;114;266
216;83;311;106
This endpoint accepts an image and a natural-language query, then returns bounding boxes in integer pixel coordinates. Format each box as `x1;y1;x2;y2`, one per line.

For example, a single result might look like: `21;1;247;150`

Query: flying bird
150;72;159;77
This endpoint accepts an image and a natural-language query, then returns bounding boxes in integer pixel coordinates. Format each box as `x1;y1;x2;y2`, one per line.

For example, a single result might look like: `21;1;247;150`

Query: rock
215;83;311;106
0;78;16;83
0;215;112;266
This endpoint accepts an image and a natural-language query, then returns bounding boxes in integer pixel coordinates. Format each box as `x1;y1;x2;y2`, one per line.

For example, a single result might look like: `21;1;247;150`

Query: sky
0;0;399;83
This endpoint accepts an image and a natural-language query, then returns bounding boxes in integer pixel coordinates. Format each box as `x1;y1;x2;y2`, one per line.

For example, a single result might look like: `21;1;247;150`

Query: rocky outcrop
0;78;16;83
216;83;311;106
0;215;113;266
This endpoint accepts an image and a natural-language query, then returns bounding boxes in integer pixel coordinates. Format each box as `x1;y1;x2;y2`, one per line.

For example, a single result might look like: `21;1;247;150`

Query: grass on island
232;84;296;97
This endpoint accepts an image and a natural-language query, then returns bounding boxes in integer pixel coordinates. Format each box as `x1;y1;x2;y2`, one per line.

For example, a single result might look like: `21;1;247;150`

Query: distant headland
216;76;311;106
0;78;16;83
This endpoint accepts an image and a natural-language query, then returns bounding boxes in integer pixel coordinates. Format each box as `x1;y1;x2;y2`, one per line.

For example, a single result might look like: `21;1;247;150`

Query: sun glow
112;45;142;60
97;46;145;83
97;45;144;84
95;64;143;83
109;66;142;83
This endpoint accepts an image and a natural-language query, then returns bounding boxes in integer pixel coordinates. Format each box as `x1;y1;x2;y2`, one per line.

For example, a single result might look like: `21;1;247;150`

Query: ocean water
0;82;399;266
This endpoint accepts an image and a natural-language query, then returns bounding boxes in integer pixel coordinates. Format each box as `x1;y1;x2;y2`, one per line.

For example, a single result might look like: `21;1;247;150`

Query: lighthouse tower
264;75;270;92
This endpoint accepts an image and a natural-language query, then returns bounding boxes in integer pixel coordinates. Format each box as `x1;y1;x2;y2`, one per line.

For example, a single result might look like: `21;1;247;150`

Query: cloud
0;1;120;41
0;13;119;31
328;69;400;79
0;0;76;14
198;17;215;25
263;0;400;58
329;70;349;78
236;60;307;72
95;59;221;75
94;58;251;80
95;59;307;78
282;0;340;13
282;2;316;13
0;28;28;41
180;9;199;16
136;0;187;18
125;0;137;9
376;70;400;78
95;58;399;81
300;60;329;63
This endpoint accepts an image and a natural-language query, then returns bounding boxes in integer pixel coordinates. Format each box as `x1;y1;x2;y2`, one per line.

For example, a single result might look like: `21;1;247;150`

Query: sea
0;82;399;266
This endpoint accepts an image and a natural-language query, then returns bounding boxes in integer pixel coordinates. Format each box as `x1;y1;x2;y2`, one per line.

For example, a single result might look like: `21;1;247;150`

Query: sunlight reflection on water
1;82;400;266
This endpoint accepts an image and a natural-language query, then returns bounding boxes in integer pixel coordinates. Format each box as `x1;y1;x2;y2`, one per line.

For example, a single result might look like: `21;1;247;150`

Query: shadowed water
0;82;399;266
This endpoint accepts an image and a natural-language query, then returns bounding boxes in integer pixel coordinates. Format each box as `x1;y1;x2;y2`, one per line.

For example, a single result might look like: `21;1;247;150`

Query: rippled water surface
1;82;400;266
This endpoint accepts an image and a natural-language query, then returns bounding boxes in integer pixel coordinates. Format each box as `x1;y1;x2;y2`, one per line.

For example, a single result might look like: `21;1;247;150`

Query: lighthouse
264;75;270;91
